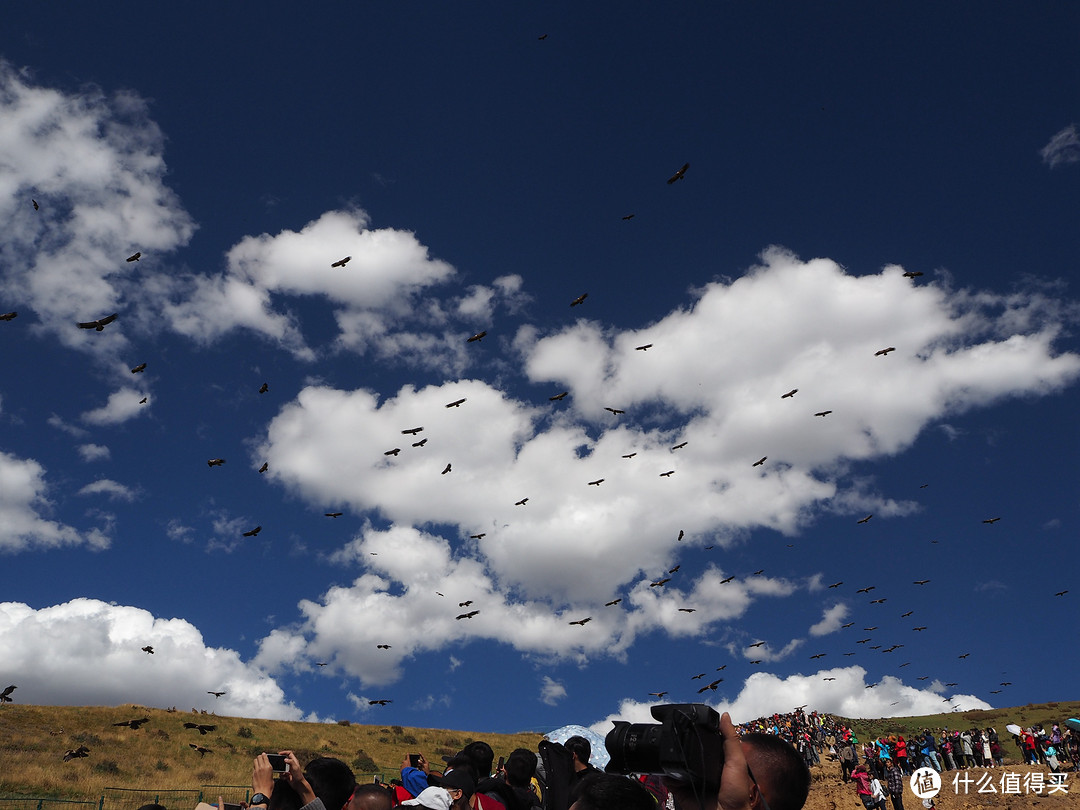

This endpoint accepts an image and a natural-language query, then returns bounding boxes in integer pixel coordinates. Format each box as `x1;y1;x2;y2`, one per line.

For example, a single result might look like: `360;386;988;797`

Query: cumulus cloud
809;603;850;636
1040;124;1080;168
77;443;111;462
0;62;195;357
589;666;992;734
0;599;304;719
251;251;1080;685
80;388;149;426
0;450;109;552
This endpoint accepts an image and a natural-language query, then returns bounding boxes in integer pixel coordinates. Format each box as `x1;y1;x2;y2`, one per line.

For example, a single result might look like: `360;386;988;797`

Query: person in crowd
350;785;393;810
883;759;905;810
502;748;542;809
568;774;655;810
565;736;602;795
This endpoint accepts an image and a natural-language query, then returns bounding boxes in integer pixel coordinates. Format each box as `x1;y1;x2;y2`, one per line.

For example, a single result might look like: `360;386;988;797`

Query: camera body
604;703;724;793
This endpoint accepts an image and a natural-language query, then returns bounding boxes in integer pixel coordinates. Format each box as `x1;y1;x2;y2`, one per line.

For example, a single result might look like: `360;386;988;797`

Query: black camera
604;703;724;793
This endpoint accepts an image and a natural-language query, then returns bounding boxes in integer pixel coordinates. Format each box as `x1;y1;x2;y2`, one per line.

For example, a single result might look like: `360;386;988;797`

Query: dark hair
460;741;495;777
570;774;655;810
304;756;357;810
742;733;810;810
350;784;393;810
268;780;303;810
504;748;538;788
564;736;591;765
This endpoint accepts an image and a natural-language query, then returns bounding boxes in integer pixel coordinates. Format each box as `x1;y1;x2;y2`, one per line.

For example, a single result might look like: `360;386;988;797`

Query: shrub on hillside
94;760;120;775
353;749;377;772
337;719;351;726
237;726;254;738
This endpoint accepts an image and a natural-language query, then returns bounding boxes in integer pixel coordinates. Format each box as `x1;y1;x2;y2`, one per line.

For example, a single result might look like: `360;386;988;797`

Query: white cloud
0;450;109;552
1040;124;1080;168
80;388;148;426
77;478;136;501
809;603;849;637
540;676;567;706
588;666;993;735
77;443;111;462
0;599;303;719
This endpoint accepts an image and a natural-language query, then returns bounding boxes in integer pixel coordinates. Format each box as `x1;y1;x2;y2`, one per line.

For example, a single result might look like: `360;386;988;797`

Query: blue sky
1;3;1079;734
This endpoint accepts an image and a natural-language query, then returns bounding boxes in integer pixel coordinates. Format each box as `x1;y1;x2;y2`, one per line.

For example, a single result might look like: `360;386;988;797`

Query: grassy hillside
2;700;1076;803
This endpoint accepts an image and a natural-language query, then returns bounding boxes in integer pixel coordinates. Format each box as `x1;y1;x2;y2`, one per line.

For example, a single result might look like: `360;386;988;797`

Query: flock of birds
4;162;1069;727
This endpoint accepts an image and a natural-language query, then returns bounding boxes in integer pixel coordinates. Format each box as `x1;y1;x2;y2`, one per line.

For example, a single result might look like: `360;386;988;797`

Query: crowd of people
221;708;811;810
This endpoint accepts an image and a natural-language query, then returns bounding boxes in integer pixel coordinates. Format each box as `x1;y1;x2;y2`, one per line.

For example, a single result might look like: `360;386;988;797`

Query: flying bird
1055;590;1069;597
549;391;569;401
259;383;269;394
64;745;90;761
331;256;351;267
189;744;212;756
691;673;707;680
752;456;767;467
141;646;154;654
207;691;225;698
569;617;591;626
376;644;391;649
810;653;826;660
982;517;1001;524
870;598;886;604
751;569;764;575
242;526;262;537
678;608;696;613
0;311;16;321
587;478;604;486
649;577;671;587
184;723;216;734
0;685;15;703
913;579;930;585
605;599;622;607
814;410;832;417
901;611;914;617
470;533;485;539
828;581;843;588
139;397;148;404
130;363;146;374
659;470;675;477
113;717;151;729
315;662;328;667
467;331;487;343
958;653;970;659
902;271;923;279
622;214;635;220
864;626;878;631
604;407;625;415
666;163;689;184
515;497;529;506
913;626;927;631
402;427;424;435
635;344;653;351
570;293;588;307
856;586;876;594
126;252;141;262
325;512;343;518
32;199;39;210
622;453;637;459
781;389;798;398
458;601;473;607
384;448;401;456
258;462;268;473
648;691;669;698
440;463;452;475
747;641;765;648
671;442;687;450
874;347;896;356
455;610;480;620
822;677;836;682
446;398;466;408
697;679;722;693
677;530;684;541
669;565;681;573
77;313;118;331
857;514;873;524
207;458;225;467
720;575;735;584
841;622;854;628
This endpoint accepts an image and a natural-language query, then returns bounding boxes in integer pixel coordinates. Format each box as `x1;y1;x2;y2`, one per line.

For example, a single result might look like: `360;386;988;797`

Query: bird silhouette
697;679;722;693
781;389;798;398
570;293;588;307
841;622;854;628
1055;590;1068;597
402;427;424;435
141;646;155;654
752;457;767;467
331;256;351;268
622;453;637;459
113;717;151;729
413;438;428;447
857;514;873;524
587;479;604;486
648;691;668;698
902;271;923;279
604;407;625;415
458;601;473;607
870;598;886;604
747;641;765;648
814;410;832;417
455;610;480;620
569;617;591;626
242;526;262;537
368;699;392;705
207;458;225;468
64;745;90;761
467;331;487;343
622;214;635;220
126;252;141;262
678;608;696;613
0;311;16;321
549;392;569;401
515;498;529;506
207;691;225;698
384;448;401;456
446;398;467;408
982;517;1001;524
32;199;39;210
635;344;653;351
913;579;930;585
810;653;826;660
856;586;876;593
669;565;681;573
649;577;671;587
828;581;843;588
130;363;146;373
677;530;684;541
666;163;689;184
659;470;675;477
470;533;485;539
77;313;118;331
605;598;622;607
376;644;391;649
258;462;269;473
671;442;687;450
189;744;212;755
184;723;216;734
0;685;16;702
325;512;343;518
874;347;896;356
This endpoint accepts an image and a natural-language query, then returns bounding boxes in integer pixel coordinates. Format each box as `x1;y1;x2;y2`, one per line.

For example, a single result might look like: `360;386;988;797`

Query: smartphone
408;754;422;768
266;753;289;772
496;756;505;772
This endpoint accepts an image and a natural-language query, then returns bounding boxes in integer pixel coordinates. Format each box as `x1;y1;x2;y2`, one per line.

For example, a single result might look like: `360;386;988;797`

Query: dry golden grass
0;704;541;802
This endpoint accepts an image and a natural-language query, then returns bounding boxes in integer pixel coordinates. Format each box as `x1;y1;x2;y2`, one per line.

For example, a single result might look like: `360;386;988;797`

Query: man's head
456;741;495;778
350;784;393;810
504;748;538;788
303;757;357;810
564;736;591;771
568;774;655;810
429;768;474;809
742;733;810;810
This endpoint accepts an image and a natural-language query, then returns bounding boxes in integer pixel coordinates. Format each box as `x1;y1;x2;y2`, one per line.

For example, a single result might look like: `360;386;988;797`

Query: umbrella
543;724;611;769
1005;724;1023;735
1065;718;1080;733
